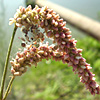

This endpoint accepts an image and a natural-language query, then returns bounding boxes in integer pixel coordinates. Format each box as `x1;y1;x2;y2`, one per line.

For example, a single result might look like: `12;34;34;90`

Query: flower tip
16;23;22;27
9;21;13;25
14;72;22;76
81;65;86;69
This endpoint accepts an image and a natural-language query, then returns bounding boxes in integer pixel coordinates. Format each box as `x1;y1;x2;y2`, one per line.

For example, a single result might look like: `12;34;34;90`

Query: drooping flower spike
9;5;100;95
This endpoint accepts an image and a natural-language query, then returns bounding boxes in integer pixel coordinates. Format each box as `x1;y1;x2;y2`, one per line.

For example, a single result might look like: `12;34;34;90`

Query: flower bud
14;72;22;76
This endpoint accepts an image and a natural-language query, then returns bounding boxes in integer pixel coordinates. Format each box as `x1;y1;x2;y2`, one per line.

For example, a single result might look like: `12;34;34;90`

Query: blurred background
0;0;100;100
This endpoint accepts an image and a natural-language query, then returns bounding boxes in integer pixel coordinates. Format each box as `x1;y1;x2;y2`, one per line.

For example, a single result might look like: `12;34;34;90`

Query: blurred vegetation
97;11;100;21
5;37;100;100
0;1;6;78
25;0;36;8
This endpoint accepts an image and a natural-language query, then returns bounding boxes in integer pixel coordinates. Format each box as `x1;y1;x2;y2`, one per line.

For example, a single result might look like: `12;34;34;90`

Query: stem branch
3;76;15;100
0;25;17;100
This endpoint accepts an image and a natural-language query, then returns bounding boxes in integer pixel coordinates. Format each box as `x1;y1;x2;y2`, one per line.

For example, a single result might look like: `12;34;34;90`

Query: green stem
3;76;15;100
0;25;17;100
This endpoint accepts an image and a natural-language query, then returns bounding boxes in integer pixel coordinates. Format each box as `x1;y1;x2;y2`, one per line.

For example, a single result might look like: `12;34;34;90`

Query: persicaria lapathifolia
9;5;100;95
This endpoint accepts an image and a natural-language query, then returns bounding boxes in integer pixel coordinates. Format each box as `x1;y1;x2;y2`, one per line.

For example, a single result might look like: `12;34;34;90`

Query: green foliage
97;11;100;21
12;36;100;100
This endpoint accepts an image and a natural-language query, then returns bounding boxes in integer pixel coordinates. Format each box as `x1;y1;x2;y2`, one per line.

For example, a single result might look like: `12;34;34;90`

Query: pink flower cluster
9;5;100;95
10;43;63;76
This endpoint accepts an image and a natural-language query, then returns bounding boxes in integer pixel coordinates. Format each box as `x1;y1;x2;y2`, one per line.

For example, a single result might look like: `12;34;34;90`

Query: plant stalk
0;25;17;100
3;76;15;100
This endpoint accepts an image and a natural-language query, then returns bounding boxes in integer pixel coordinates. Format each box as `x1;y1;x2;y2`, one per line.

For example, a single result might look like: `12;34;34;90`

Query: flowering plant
0;5;99;100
